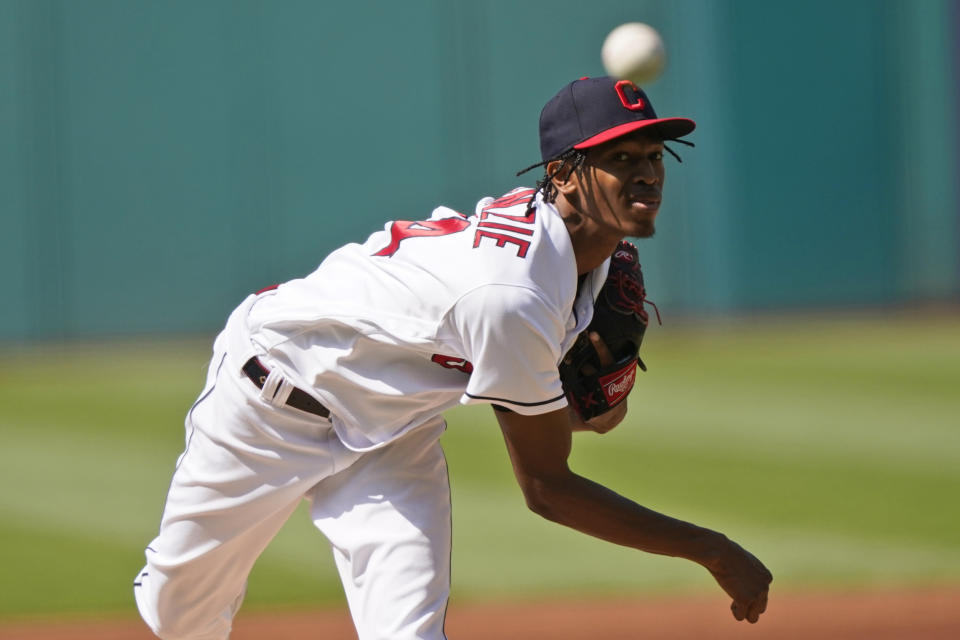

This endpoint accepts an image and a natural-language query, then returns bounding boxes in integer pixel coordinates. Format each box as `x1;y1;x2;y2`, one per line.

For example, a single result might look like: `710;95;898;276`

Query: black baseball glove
559;241;654;421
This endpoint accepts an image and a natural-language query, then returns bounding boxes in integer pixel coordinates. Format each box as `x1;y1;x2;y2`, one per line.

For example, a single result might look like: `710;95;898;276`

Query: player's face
574;132;666;239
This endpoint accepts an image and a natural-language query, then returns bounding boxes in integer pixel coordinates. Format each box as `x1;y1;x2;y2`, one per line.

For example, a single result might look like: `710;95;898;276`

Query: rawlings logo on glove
599;362;637;405
559;241;657;420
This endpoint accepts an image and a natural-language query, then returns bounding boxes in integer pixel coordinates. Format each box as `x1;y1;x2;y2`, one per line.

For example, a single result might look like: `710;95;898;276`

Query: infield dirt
1;587;957;639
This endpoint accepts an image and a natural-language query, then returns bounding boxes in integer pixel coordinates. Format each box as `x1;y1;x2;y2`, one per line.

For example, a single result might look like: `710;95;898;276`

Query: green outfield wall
2;0;957;340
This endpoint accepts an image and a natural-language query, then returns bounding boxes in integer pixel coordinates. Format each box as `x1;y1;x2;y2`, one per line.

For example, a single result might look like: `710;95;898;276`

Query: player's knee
135;580;231;640
139;611;188;640
140;609;227;640
135;589;178;640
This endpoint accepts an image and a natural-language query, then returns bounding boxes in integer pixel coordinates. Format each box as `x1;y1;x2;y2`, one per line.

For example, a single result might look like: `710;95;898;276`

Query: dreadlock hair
516;148;588;210
515;137;695;210
664;139;695;161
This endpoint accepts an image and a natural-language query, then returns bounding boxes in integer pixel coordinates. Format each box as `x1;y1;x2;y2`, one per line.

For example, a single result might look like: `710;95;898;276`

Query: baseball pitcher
134;76;771;640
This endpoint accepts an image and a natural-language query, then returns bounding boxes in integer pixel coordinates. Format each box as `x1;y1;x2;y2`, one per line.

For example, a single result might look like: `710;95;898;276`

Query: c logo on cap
615;80;647;112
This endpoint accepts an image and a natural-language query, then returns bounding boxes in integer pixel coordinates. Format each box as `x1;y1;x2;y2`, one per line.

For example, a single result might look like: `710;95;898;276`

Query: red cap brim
573;117;696;149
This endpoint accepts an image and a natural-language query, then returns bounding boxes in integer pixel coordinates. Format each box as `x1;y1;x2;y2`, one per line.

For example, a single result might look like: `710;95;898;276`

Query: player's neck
558;206;621;274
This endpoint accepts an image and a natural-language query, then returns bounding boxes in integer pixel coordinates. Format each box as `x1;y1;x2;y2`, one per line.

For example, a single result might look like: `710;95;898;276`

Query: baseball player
134;76;772;640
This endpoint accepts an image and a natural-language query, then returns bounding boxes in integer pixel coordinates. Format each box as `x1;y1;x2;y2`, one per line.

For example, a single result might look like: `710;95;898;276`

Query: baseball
601;22;666;86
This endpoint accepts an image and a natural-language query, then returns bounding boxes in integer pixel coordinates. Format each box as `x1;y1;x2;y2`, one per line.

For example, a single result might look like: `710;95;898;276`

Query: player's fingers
731;601;746;621
745;588;768;623
589;331;615;366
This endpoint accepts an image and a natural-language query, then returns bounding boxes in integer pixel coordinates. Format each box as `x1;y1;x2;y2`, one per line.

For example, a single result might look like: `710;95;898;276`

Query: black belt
242;357;330;419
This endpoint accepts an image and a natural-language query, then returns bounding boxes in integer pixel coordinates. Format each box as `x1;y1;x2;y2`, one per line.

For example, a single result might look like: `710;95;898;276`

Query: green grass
1;312;958;619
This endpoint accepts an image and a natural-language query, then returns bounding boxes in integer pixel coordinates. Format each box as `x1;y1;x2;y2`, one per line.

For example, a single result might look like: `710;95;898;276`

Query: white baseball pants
134;331;452;640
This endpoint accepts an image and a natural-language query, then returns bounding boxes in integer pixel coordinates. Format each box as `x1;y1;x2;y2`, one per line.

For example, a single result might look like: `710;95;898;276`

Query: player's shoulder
466;187;578;303
473;187;540;217
472;186;568;250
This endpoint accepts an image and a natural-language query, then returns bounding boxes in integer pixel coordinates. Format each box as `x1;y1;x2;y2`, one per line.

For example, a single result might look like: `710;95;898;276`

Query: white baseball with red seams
133;188;610;640
602;22;667;86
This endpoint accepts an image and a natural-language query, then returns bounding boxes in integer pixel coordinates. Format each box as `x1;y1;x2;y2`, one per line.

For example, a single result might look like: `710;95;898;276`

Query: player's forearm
521;471;727;566
497;407;728;567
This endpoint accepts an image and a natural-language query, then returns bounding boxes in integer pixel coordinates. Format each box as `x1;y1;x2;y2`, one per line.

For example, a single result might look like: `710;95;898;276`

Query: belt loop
260;366;294;409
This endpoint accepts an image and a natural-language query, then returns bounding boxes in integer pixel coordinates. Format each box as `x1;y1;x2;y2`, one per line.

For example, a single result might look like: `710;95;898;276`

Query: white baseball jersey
135;187;612;639
240;187;610;451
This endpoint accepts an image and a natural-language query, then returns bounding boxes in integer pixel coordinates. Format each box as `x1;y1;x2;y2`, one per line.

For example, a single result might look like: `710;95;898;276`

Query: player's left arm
494;406;772;623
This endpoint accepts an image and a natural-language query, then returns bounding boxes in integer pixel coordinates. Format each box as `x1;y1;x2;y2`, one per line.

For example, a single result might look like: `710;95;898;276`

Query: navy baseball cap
538;76;696;162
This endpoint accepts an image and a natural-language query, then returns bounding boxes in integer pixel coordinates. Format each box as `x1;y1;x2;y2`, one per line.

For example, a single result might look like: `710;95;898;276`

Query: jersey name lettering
473;188;537;258
371;189;539;259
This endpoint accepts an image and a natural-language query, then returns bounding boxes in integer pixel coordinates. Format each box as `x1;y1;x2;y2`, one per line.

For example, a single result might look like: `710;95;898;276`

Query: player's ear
547;159;579;196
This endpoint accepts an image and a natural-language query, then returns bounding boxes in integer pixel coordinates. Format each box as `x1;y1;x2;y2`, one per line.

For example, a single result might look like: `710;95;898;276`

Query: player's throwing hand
703;537;773;623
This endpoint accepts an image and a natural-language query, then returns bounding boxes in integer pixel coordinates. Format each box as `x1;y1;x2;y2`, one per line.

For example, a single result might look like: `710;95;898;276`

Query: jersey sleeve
448;284;568;415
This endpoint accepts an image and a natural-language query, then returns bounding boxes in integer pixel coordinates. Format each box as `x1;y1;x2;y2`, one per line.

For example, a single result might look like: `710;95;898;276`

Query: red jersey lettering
477;221;533;236
473;230;531;258
431;354;474;374
479;188;537;223
373;217;470;257
472;189;538;257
